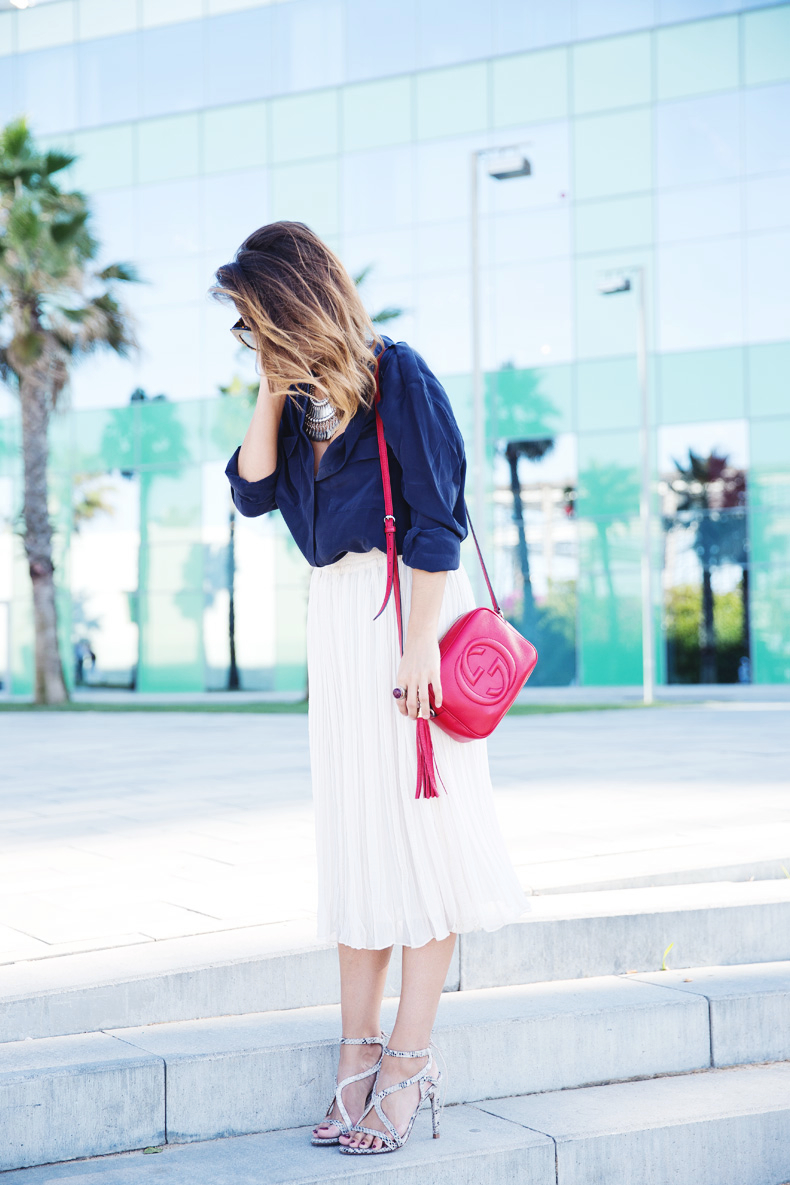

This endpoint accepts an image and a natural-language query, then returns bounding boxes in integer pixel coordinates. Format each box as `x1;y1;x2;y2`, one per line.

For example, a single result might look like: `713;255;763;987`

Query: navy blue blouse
224;336;468;571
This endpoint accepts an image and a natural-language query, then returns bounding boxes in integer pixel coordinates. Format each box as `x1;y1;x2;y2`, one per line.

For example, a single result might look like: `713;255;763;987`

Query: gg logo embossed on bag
457;639;518;705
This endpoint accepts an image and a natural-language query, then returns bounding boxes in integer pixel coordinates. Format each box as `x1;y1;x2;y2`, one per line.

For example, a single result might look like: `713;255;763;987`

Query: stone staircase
2;878;790;1181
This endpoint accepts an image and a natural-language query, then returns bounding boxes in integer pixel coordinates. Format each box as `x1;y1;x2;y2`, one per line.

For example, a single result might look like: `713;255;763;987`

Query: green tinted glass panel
70;124;135;190
138;401;202;469
416;62;488;140
492;47;568;128
749;511;790;568
342;76;412;152
0;417;19;477
577;357;644;433
439;373;473;442
273;534;308;690
146;540;203;592
137;113;200;183
270;159;339;236
572;32;651;115
573;108;652;200
204;395;256;463
48;414;73;474
574;195;653;255
10;557;34;696
271;89;339;163
77;406;139;473
137;589;204;691
143;467;202;539
574;249;653;360
749;562;790;683
749;416;790;514
744;5;790;86
578;516;643;685
490;364;572;438
656;16;739;101
748;342;790;417
202;101;268;173
577;430;640;517
659;347;745;425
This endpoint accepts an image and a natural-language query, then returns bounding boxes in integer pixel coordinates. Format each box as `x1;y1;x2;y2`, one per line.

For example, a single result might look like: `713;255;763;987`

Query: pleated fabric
307;547;531;950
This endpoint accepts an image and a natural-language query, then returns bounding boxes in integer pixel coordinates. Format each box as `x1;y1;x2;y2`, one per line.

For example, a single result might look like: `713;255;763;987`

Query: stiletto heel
311;1033;387;1146
339;1043;442;1155
429;1089;440;1138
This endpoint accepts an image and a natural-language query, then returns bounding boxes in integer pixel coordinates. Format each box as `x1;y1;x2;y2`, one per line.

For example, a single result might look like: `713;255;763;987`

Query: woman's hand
394;568;447;720
395;634;442;720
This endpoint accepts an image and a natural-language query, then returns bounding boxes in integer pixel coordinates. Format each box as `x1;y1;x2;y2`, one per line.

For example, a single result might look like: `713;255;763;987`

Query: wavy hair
209;221;383;422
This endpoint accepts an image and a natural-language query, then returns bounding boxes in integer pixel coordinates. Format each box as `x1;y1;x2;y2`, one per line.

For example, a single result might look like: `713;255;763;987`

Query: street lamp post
469;146;531;604
598;267;655;705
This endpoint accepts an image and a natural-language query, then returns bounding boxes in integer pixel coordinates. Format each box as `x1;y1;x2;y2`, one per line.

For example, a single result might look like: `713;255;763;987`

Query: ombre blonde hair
210;221;384;422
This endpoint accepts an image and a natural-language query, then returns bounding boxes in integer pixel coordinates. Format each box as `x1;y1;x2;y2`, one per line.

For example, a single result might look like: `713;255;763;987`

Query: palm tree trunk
700;566;716;683
19;375;68;704
507;451;537;636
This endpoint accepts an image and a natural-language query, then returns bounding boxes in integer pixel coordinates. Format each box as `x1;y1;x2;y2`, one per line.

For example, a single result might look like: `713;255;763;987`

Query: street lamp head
598;275;632;296
486;152;532;181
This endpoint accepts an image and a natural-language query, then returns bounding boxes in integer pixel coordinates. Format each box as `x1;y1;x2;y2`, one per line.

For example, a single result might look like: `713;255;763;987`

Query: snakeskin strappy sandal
338;1043;442;1154
311;1034;387;1146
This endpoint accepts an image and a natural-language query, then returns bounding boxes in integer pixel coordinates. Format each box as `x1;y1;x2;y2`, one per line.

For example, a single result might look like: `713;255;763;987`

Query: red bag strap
372;345;501;656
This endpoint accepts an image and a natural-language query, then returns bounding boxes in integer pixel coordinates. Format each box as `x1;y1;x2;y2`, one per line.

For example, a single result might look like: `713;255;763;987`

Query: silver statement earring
303;384;342;441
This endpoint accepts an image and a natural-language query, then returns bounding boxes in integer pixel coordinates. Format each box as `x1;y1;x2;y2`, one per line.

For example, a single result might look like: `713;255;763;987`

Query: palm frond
97;261;141;284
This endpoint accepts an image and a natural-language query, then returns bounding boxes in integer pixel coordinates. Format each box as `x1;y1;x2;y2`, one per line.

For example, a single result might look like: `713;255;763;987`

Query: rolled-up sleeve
225;445;279;517
379;344;468;571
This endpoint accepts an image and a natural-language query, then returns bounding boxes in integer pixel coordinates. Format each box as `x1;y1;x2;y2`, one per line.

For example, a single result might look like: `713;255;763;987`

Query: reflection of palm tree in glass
579;463;641;648
102;389;189;689
669;450;747;684
504;439;553;639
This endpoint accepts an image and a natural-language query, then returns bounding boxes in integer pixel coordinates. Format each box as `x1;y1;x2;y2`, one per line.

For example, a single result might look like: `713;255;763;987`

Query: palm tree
0;117;138;703
668;449;748;684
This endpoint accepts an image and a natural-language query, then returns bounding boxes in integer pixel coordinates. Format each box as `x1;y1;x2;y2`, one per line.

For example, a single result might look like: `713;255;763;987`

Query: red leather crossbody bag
371;347;538;799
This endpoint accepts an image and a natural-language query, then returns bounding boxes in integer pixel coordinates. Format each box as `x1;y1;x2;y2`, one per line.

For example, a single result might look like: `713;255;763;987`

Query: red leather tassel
415;717;445;800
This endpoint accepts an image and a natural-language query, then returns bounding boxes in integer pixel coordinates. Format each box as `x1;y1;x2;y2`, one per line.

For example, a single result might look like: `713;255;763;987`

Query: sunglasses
231;317;256;350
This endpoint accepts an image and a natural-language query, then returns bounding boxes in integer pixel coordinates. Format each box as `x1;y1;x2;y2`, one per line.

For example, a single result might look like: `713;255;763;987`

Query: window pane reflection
15;46;77;134
744;83;790;175
492;432;578;685
572;32;651;115
345;0;417;82
492;0;573;54
205;8;274;106
656;16;739;101
656;92;741;189
658;238;742;351
141;21;203;117
416;0;492;69
659;419;750;685
78;34;139;127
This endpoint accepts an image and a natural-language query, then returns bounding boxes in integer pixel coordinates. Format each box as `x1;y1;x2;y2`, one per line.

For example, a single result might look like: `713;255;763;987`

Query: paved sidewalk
0;704;788;966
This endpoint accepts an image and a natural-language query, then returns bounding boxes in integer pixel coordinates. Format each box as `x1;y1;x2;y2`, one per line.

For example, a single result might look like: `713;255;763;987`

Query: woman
212;222;529;1156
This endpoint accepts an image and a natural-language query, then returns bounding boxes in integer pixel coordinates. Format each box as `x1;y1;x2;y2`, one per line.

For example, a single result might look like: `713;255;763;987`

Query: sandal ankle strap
383;1044;432;1059
340;1033;386;1046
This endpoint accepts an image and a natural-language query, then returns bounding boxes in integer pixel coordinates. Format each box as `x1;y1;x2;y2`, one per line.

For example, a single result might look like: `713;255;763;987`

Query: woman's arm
395;569;447;721
237;370;288;482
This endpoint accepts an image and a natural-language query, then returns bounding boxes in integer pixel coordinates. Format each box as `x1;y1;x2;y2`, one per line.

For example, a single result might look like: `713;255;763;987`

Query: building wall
0;0;788;692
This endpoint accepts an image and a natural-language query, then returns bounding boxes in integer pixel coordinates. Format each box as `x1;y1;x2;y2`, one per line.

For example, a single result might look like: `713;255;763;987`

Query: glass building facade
0;0;788;694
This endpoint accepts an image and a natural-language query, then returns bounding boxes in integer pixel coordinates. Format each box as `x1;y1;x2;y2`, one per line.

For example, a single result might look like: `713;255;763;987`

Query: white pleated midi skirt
307;547;531;950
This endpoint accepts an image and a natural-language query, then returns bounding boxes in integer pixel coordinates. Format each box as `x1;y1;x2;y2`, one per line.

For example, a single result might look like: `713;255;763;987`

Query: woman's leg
341;933;456;1150
313;942;392;1138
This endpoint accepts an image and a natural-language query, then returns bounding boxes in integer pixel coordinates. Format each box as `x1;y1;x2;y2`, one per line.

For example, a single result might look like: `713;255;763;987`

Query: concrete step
2;878;789;1042
2;961;788;1171
4;1061;790;1184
